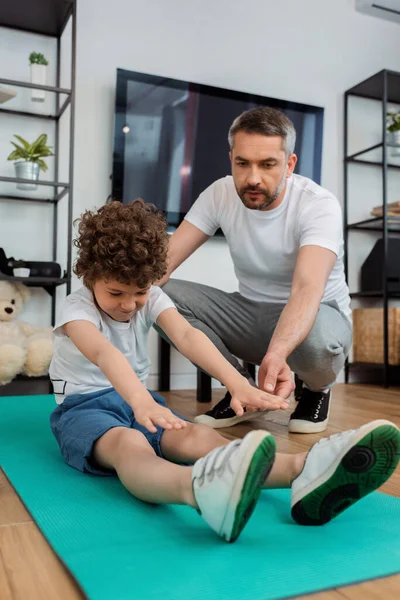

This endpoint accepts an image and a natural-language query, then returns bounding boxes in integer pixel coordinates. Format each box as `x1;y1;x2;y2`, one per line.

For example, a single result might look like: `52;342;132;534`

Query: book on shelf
370;201;400;218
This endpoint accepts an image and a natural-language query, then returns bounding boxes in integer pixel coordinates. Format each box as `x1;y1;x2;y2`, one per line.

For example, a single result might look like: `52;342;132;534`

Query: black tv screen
112;69;324;231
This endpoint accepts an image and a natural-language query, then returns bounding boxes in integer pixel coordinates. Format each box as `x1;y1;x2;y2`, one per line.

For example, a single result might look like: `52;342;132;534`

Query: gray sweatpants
161;279;352;391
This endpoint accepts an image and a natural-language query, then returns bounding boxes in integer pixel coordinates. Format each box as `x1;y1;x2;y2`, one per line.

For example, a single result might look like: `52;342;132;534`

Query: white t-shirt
185;174;351;320
49;286;175;403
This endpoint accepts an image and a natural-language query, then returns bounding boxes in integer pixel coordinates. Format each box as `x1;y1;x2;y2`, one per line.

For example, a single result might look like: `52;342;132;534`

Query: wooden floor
0;383;399;600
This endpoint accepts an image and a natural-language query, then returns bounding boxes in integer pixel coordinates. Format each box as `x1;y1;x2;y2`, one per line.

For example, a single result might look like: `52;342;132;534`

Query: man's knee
162;279;198;315
288;315;351;388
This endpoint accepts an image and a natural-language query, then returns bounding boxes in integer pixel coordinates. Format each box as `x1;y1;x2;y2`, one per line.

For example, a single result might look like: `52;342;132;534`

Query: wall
1;0;400;388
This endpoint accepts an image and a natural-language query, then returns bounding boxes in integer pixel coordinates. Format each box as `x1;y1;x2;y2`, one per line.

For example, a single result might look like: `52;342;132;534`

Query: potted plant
12;260;30;278
7;133;54;191
29;52;49;102
386;110;400;157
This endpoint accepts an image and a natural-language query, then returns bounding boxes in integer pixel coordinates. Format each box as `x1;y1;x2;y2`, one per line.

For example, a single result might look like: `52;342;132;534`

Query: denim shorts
50;387;185;476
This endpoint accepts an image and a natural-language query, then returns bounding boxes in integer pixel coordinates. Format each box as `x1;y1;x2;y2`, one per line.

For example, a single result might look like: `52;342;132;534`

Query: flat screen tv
112;69;324;232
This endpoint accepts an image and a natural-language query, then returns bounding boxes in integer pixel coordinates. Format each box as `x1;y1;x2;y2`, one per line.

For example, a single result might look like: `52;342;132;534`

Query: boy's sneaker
291;419;400;525
194;391;269;429
289;387;331;433
192;430;276;542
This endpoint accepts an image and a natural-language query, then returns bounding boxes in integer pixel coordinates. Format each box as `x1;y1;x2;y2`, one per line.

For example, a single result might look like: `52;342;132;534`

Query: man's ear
287;153;297;177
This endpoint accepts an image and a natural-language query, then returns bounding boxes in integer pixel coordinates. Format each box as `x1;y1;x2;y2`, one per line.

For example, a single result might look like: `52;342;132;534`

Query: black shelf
0;274;69;298
16;374;50;382
0;373;52;396
0;95;71;121
0;176;69;190
350;291;400;299
348;362;400;369
0;274;68;286
346;142;400;161
0;78;71;96
0;0;76;355
0;0;73;37
0;194;58;204
347;216;400;232
344;69;400;387
345;157;400;170
346;69;400;104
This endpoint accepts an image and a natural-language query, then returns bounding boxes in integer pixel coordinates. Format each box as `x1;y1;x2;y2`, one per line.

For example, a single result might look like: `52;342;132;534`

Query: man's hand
258;351;295;399
229;380;289;416
134;403;188;433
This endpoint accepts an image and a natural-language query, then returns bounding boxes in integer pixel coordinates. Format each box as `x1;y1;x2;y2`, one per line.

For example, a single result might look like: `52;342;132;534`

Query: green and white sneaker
291;419;400;525
192;430;276;542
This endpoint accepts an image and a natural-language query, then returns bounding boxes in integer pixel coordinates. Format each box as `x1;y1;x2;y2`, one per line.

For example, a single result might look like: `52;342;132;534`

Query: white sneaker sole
218;431;276;542
291;419;400;525
288;418;329;434
194;410;269;429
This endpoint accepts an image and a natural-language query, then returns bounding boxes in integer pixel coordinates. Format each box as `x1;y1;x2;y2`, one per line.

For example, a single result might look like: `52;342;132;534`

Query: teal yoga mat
1;394;399;600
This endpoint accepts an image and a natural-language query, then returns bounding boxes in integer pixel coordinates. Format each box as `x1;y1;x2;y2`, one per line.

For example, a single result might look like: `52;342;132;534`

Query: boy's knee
96;427;150;463
180;422;216;446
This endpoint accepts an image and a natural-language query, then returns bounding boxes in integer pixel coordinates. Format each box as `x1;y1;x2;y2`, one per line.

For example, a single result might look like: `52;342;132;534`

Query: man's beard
237;173;287;211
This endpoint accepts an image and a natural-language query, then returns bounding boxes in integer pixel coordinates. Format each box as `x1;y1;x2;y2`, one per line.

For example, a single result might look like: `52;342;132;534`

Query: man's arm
258;245;337;394
157;309;289;415
157;221;209;286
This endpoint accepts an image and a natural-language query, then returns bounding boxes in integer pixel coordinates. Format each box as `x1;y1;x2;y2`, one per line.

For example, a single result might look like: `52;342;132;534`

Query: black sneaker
289;387;331;433
294;374;304;402
194;391;269;429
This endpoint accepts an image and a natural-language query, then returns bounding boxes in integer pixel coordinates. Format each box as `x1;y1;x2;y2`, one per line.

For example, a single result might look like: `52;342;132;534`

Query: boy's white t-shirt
49;286;175;404
185;174;351;320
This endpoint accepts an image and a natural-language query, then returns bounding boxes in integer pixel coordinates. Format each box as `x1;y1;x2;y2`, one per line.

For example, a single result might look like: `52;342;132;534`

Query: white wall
2;0;400;388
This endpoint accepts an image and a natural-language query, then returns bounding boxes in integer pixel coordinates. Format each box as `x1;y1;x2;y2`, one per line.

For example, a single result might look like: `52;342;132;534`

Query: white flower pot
391;130;400;157
13;268;30;277
30;64;47;102
14;161;40;190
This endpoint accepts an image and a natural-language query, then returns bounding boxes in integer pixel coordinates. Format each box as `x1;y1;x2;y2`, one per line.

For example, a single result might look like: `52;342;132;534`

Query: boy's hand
229;381;290;417
134;403;188;433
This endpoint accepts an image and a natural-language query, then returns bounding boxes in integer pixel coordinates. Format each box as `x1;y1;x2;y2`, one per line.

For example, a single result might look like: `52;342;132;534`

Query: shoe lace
298;388;327;420
195;440;241;487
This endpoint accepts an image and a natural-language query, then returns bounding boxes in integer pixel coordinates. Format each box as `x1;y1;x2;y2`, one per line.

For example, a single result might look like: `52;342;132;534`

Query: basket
353;308;400;365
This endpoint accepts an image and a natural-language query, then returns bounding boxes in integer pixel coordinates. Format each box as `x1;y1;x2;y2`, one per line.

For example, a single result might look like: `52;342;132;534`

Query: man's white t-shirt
185;174;351;321
49;286;175;404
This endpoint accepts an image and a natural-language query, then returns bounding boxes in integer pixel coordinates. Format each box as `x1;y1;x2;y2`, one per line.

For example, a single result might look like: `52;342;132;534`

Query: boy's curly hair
73;199;169;288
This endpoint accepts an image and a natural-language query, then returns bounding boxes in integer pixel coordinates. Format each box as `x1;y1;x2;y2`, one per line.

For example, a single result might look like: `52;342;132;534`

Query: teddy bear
0;280;54;385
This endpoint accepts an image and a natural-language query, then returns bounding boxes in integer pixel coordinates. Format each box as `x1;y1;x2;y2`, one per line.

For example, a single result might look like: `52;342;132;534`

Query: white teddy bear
0;280;54;385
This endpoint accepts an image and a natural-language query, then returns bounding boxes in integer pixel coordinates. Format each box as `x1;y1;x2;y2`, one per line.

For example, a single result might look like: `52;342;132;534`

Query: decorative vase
14;161;40;190
13;268;30;277
391;130;400;157
30;64;47;102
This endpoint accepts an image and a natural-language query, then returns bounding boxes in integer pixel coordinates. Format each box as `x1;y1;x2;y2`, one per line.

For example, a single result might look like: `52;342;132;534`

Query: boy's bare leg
93;426;197;507
93;423;282;542
161;423;307;489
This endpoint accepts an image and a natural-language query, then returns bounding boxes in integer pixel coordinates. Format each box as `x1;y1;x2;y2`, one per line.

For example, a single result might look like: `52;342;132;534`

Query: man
159;107;352;433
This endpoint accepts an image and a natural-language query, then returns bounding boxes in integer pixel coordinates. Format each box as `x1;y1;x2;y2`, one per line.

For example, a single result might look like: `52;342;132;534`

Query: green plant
29;52;49;66
387;110;400;133
7;134;54;172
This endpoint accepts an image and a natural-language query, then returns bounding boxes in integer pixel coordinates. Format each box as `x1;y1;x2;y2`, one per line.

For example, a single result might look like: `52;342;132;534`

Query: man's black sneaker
194;391;269;429
294;374;304;401
289;387;331;433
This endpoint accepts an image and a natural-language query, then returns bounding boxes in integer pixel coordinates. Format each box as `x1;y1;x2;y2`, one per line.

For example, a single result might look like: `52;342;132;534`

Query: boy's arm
63;320;187;432
156;309;289;415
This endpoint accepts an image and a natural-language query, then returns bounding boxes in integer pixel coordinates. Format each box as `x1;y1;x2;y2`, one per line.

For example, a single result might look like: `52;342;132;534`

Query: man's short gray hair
228;107;296;157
